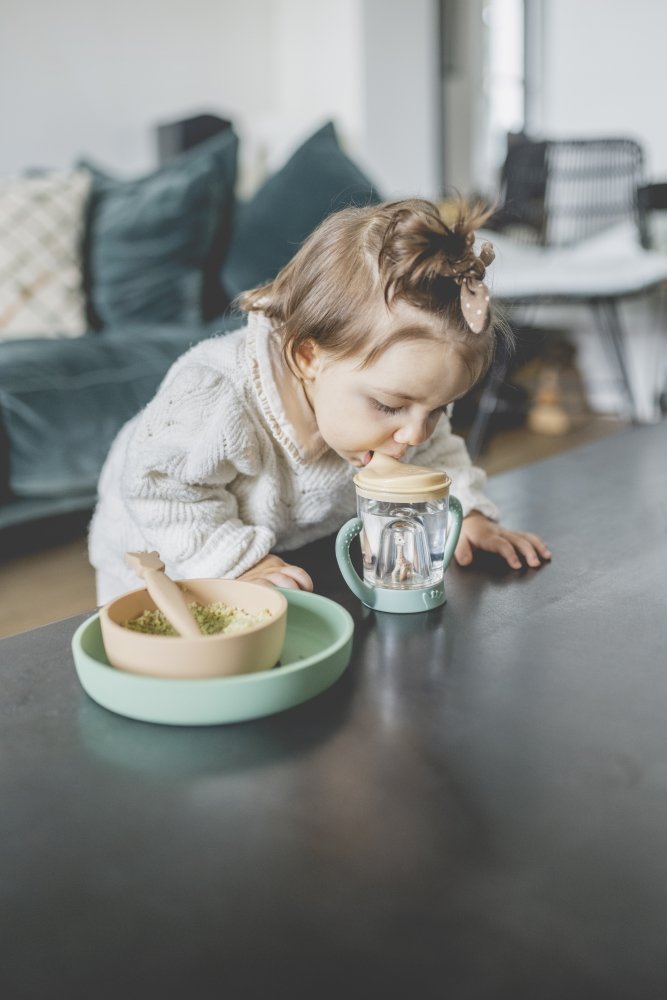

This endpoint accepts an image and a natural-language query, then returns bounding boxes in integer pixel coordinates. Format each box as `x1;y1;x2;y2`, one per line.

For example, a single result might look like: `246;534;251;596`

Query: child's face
297;334;476;468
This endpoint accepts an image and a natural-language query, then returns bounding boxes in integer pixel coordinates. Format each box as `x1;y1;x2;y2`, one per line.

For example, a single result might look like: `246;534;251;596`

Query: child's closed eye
371;399;403;415
370;399;450;418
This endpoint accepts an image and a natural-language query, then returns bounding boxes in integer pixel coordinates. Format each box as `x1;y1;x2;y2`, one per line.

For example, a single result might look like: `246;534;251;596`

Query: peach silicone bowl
99;578;288;680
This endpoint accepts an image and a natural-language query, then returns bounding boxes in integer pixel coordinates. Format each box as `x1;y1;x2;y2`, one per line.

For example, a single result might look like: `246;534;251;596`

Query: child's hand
239;554;314;591
456;511;552;570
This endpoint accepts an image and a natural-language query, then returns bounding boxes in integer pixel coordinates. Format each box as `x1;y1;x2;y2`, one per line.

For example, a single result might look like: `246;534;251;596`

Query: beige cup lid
353;452;450;502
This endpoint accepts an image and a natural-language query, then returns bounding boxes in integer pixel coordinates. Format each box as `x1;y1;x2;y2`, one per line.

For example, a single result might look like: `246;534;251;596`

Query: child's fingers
263;571;304;590
514;530;552;560
262;565;313;591
278;564;314;591
508;535;542;568
455;535;474;566
239;557;313;591
454;519;551;571
507;531;551;559
505;532;551;567
492;537;523;570
500;531;551;569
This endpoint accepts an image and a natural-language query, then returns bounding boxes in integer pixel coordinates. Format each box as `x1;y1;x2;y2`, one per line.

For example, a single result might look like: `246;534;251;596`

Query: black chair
638;182;667;413
638;182;667;250
155;113;233;164
467;136;646;458
489;136;643;245
486;132;549;244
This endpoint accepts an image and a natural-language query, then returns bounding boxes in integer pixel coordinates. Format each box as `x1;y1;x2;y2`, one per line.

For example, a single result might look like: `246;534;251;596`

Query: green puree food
123;602;272;637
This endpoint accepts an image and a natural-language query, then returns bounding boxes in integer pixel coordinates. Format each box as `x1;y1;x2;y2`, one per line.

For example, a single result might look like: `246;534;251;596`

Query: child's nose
393;417;430;447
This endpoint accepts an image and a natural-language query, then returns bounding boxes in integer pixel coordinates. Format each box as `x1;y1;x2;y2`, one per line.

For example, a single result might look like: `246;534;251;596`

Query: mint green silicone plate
72;590;354;726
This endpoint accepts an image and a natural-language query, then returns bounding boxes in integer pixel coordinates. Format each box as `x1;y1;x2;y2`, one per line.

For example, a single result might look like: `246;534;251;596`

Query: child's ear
293;339;321;380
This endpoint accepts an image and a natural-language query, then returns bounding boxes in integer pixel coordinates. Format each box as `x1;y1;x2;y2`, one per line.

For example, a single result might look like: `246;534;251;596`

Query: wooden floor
0;415;624;640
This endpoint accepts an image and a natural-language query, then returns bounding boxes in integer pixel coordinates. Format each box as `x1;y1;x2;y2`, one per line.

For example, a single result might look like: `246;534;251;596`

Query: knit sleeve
120;362;277;579
412;413;500;521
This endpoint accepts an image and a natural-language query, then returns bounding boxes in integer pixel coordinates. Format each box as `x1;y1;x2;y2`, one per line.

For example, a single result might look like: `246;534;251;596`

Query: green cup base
358;581;446;614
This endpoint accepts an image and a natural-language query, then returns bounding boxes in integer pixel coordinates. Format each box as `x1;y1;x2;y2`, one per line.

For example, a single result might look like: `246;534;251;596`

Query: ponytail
240;197;509;375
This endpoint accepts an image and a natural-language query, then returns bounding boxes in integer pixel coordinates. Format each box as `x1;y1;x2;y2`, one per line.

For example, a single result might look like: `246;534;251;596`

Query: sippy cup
335;453;463;613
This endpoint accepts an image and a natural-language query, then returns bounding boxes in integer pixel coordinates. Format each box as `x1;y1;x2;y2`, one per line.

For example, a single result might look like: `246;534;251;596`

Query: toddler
89;198;550;603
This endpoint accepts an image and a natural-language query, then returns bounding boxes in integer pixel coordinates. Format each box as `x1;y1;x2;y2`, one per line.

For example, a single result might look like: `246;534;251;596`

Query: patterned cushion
0;171;91;339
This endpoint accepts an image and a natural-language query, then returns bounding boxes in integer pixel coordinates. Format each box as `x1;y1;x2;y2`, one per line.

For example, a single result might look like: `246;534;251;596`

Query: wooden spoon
125;551;202;639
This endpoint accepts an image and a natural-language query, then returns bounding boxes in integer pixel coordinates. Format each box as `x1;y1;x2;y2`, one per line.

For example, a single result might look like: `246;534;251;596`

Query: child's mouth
362;450;374;466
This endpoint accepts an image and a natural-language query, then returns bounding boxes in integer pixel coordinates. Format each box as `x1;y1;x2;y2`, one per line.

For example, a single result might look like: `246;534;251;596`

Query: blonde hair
239;197;510;379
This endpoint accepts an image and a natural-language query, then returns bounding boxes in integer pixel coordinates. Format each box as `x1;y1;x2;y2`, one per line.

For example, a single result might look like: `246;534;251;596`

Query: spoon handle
125;551;202;638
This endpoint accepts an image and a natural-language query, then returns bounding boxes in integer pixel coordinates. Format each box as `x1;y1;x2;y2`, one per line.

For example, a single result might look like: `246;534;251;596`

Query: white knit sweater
88;311;499;601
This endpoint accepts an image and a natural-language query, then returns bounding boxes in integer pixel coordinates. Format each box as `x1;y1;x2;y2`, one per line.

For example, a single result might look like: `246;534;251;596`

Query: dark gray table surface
2;421;667;1000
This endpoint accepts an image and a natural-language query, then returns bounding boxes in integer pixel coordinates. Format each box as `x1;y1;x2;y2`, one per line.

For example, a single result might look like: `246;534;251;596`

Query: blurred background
2;0;667;635
4;0;667;202
3;0;666;415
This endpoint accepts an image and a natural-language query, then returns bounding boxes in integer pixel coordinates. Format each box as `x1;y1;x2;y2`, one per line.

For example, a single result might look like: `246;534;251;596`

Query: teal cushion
80;128;238;328
221;121;382;299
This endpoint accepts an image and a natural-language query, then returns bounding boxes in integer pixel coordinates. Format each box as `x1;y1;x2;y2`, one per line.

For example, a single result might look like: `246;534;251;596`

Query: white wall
441;0;486;196
361;0;441;197
270;0;364;147
0;0;442;197
1;0;274;177
538;0;667;180
265;0;442;197
533;0;667;418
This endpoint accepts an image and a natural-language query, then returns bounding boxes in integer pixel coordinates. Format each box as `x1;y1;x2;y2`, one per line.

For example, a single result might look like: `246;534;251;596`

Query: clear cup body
357;494;450;590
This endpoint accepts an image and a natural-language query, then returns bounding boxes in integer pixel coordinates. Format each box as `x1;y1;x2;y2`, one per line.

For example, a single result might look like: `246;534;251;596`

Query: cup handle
335;517;377;607
442;496;463;571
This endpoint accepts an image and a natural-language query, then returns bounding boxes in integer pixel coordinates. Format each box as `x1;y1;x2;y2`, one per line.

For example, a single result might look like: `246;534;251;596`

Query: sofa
0;121;380;532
